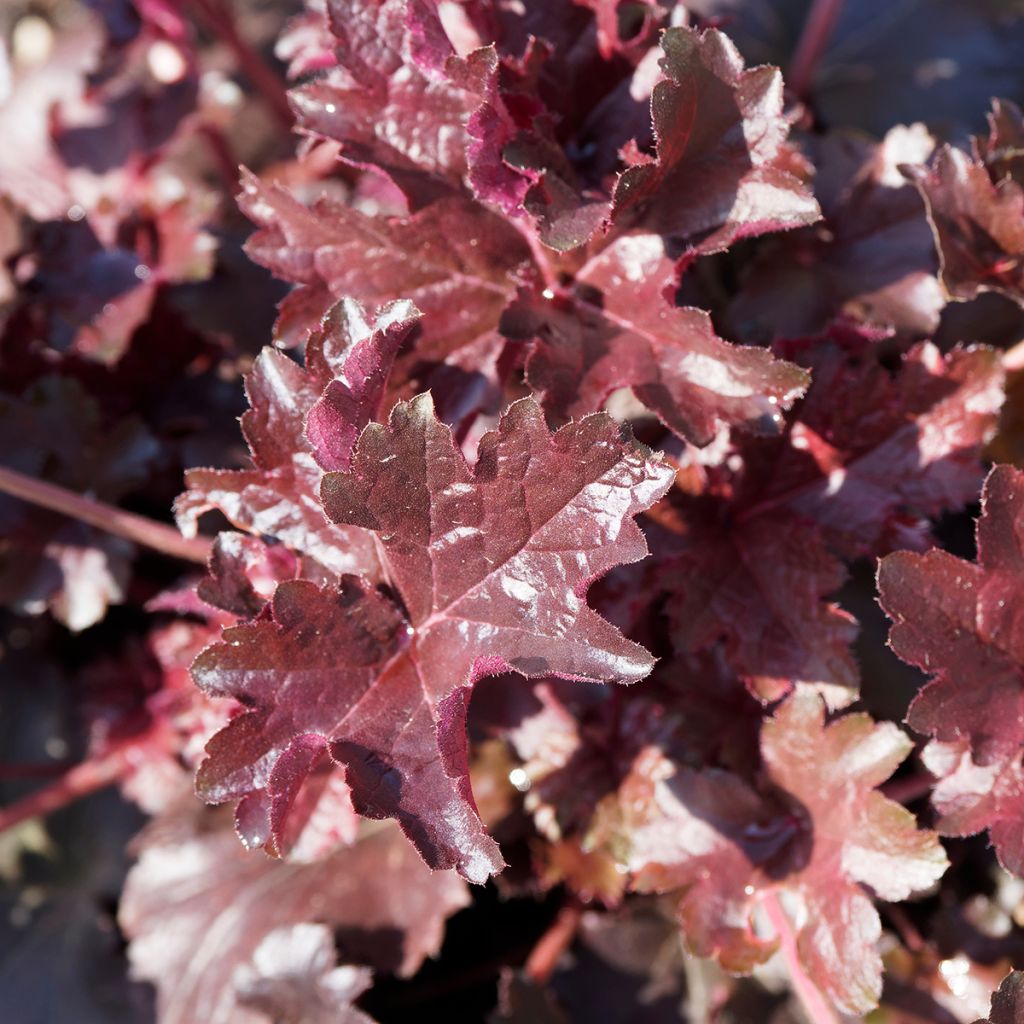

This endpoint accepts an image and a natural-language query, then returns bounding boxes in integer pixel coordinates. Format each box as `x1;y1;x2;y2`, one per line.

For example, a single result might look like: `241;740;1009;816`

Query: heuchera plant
8;1;1024;1022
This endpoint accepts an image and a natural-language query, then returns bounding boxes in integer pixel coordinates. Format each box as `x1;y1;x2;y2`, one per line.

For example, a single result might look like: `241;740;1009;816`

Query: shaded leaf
120;806;468;1024
234;924;377;1024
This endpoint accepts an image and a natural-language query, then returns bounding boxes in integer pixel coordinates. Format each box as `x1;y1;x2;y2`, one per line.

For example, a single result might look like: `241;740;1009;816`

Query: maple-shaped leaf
176;298;418;578
879;464;1024;874
664;513;859;708
289;0;491;207
659;331;1002;708
623;755;785;973
911;145;1024;305
239;172;530;361
610;26;819;255
120;806;467;1024
519;235;810;446
623;693;946;1015
194;395;673;880
233;925;377;1024
758;336;1005;560
976;971;1024;1024
757;693;948;1016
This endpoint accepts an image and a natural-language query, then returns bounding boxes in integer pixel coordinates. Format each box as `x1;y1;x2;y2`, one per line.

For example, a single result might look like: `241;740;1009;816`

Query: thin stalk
515;220;560;294
0;762;72;781
189;0;293;129
762;891;840;1024
0;465;212;565
788;0;844;100
0;747;134;835
524;898;584;984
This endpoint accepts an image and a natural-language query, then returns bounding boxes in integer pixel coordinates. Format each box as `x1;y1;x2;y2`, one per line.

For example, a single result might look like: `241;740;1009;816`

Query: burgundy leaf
761;338;1005;559
239;172;530;363
176;299;413;579
912;145;1024;304
624;755;783;973
289;0;491;207
304;298;419;471
758;692;948;1016
615;691;945;1015
665;514;858;708
880;464;1024;874
520;235;810;446
610;27;819;255
194;396;673;879
729;124;944;340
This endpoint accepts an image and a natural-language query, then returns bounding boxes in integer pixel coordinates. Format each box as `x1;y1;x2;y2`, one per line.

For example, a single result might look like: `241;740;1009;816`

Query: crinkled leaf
177;299;417;578
880;464;1024;873
611;27;819;254
120;807;466;1024
239;172;529;363
519;235;810;446
194;396;673;880
289;0;490;207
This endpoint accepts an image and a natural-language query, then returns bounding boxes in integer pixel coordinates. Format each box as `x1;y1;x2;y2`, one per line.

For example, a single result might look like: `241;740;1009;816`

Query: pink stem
515;220;560;294
189;0;293;129
788;0;844;100
0;747;134;835
0;465;212;565
762;891;840;1024
524;899;584;984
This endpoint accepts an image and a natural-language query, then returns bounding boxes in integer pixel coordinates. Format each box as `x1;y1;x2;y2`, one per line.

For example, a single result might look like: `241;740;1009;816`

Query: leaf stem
788;0;844;100
0;466;212;565
761;890;840;1024
0;747;134;835
515;220;560;294
189;0;293;129
524;898;584;984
